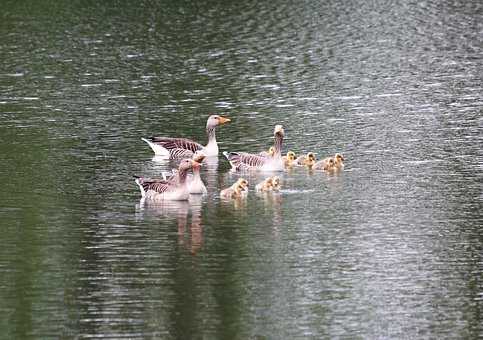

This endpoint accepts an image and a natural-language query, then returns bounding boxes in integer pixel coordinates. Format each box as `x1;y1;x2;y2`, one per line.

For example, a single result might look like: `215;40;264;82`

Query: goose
220;180;247;199
255;176;281;192
296;152;316;167
259;146;275;157
313;157;335;171
271;176;281;191
235;178;249;194
134;159;200;200
187;151;208;194
142;115;231;158
161;151;208;194
313;153;345;171
282;151;296;167
334;153;345;169
223;125;285;172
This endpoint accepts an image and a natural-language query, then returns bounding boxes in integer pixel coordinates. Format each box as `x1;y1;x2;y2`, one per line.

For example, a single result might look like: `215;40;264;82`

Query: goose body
134;159;200;201
142;115;230;158
224;125;285;172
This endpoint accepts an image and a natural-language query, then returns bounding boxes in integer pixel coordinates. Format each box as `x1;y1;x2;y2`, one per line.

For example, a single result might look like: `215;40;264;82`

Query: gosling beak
218;116;231;124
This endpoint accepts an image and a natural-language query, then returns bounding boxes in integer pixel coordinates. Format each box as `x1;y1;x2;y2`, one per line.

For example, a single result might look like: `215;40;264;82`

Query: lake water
0;0;482;338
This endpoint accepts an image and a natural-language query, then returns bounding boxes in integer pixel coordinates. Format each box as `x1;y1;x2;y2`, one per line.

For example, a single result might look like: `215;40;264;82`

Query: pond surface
0;0;482;338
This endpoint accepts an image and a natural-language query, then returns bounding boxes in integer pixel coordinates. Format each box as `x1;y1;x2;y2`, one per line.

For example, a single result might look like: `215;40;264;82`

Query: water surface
0;0;482;338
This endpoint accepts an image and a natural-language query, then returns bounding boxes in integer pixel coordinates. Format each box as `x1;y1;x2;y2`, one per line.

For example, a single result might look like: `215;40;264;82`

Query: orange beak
192;160;202;169
218;116;231;124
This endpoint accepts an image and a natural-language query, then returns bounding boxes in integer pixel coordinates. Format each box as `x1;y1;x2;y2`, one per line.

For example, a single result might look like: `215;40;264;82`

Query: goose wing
224;151;267;170
148;137;203;154
138;177;172;194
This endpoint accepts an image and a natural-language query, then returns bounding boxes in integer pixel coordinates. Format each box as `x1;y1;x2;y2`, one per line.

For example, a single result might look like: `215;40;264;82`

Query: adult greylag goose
187;151;207;194
282;151;296;167
134;159;201;200
220;178;248;199
296;152;316;167
161;151;208;194
142;115;231;158
223;125;285;172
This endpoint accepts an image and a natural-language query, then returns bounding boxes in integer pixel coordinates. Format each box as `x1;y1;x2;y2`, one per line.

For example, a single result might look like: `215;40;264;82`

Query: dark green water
1;0;482;338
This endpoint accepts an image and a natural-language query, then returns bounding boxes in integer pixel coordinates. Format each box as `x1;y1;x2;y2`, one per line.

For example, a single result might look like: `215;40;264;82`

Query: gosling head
271;176;281;189
305;152;316;167
236;178;249;191
334;153;344;163
268;146;275;156
287;151;296;161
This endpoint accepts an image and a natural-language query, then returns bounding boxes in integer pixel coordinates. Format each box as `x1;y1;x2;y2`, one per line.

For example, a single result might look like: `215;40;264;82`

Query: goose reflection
255;188;283;229
135;197;204;255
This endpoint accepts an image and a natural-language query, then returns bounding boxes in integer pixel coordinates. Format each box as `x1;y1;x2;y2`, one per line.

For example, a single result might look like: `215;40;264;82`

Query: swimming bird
313;157;335;171
161;151;208;194
271;176;281;191
255;176;282;192
223;125;285;171
333;153;345;169
142;114;231;158
296;152;316;167
220;179;248;199
313;153;345;171
259;146;275;157
134;159;200;200
282;151;296;167
187;151;207;194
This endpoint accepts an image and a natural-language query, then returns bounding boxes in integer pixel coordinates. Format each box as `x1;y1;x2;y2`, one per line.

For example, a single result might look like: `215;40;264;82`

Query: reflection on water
136;195;204;255
1;0;482;338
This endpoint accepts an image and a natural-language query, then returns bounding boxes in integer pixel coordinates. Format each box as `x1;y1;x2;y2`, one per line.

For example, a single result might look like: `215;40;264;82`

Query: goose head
268;146;275;156
179;158;201;171
192;150;206;163
305;152;316;166
334;153;344;164
287;151;296;161
207;115;231;128
274;124;284;137
271;176;281;190
236;178;249;191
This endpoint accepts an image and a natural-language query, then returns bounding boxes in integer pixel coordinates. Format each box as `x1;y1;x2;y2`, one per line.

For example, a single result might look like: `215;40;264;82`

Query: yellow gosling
334;153;345;169
255;177;274;192
282;151;296;167
271;176;281;191
296;152;316;167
